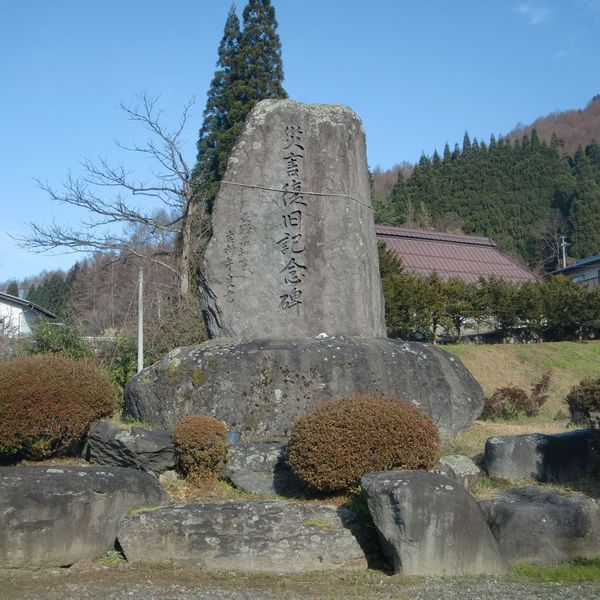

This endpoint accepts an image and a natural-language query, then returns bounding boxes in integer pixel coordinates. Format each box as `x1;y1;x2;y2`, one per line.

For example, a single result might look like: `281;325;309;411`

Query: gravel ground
1;564;599;600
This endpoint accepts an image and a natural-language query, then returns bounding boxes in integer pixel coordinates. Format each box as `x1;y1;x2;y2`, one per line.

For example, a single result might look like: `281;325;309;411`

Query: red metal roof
375;226;538;284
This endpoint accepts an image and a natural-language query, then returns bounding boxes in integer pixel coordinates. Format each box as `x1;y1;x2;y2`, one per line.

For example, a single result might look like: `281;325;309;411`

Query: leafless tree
17;93;210;297
535;209;568;270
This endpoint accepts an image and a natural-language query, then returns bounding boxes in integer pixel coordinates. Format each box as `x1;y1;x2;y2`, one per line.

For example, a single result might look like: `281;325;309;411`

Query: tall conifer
192;5;243;207
192;0;286;212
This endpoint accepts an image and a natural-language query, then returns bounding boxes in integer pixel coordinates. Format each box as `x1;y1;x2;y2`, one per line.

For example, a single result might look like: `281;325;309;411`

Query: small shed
0;292;57;337
375;225;538;284
551;255;600;289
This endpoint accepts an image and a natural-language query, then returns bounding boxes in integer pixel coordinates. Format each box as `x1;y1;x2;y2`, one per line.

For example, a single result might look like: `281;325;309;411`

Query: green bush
287;393;440;494
96;336;138;391
172;415;227;482
0;354;116;460
28;319;90;358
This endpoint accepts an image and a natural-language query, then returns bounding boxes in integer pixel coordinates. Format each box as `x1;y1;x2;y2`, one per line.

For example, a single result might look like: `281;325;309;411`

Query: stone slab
483;429;591;482
118;501;375;573
224;442;307;496
480;487;600;565
0;466;169;567
85;420;175;474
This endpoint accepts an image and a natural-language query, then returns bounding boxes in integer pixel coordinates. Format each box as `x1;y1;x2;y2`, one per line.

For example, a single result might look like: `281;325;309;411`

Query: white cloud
514;2;552;25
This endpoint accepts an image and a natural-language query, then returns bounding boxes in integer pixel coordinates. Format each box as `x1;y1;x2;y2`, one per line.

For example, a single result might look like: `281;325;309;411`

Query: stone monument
200;100;386;339
125;100;484;440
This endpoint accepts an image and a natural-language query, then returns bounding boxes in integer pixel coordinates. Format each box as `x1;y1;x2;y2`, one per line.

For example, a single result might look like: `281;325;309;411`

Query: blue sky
1;0;599;282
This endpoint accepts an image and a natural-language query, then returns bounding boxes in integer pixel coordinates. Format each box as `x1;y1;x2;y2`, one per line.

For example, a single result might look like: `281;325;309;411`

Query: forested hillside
374;131;600;268
509;95;600;156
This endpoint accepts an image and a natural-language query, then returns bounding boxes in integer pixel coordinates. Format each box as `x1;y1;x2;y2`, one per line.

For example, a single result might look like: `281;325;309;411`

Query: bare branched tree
17;93;210;297
535;209;568;270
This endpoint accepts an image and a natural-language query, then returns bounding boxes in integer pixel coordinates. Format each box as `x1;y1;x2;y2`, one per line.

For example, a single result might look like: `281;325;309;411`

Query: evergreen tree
443;143;451;162
5;280;18;297
239;0;286;102
192;5;243;208
569;147;600;257
192;1;286;212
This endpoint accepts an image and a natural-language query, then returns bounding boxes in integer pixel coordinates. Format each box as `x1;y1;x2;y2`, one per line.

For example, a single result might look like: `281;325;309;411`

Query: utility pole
137;267;144;373
560;236;568;268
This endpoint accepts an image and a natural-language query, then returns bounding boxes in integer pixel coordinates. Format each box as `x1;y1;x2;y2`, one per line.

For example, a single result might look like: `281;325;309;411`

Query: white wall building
0;292;56;337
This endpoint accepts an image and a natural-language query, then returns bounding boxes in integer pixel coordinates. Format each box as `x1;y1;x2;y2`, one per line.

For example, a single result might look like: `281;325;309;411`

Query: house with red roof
375;225;538;284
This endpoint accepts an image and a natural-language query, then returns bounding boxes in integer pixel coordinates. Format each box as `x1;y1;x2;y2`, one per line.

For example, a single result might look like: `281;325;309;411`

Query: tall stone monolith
200;99;387;339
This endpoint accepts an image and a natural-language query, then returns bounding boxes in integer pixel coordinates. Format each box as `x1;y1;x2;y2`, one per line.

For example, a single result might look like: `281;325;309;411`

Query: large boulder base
361;470;506;576
480;487;600;565
85;420;176;474
0;466;169;568
124;337;483;440
118;501;376;573
483;429;591;482
200;99;386;340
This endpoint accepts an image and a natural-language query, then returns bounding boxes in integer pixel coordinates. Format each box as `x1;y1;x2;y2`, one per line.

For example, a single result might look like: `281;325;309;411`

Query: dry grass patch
446;341;600;416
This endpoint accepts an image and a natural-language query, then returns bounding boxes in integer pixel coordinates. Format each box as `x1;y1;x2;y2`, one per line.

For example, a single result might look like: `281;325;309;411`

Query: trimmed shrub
286;393;440;494
0;354;116;460
172;415;227;482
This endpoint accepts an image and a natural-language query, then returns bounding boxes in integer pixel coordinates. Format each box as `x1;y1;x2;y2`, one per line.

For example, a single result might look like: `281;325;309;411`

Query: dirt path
2;564;599;600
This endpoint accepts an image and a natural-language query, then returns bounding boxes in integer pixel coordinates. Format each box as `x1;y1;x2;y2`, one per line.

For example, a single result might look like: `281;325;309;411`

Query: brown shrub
172;415;227;482
566;378;600;427
0;354;116;460
482;374;551;420
566;378;600;476
482;386;529;419
286;393;440;494
529;372;552;414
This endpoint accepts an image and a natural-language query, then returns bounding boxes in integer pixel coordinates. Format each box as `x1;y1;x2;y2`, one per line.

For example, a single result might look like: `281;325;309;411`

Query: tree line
374;132;600;269
379;244;600;343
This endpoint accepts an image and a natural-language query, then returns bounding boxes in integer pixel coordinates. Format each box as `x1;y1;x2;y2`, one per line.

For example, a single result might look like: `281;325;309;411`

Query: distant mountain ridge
509;95;600;156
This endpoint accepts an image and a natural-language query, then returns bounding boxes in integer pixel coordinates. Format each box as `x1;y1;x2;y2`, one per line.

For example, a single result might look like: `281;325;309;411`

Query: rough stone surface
224;442;307;496
480;487;600;565
118;501;375;573
0;466;169;567
199;99;386;340
433;454;481;492
483;429;591;482
361;470;506;576
124;337;483;440
85;420;176;474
